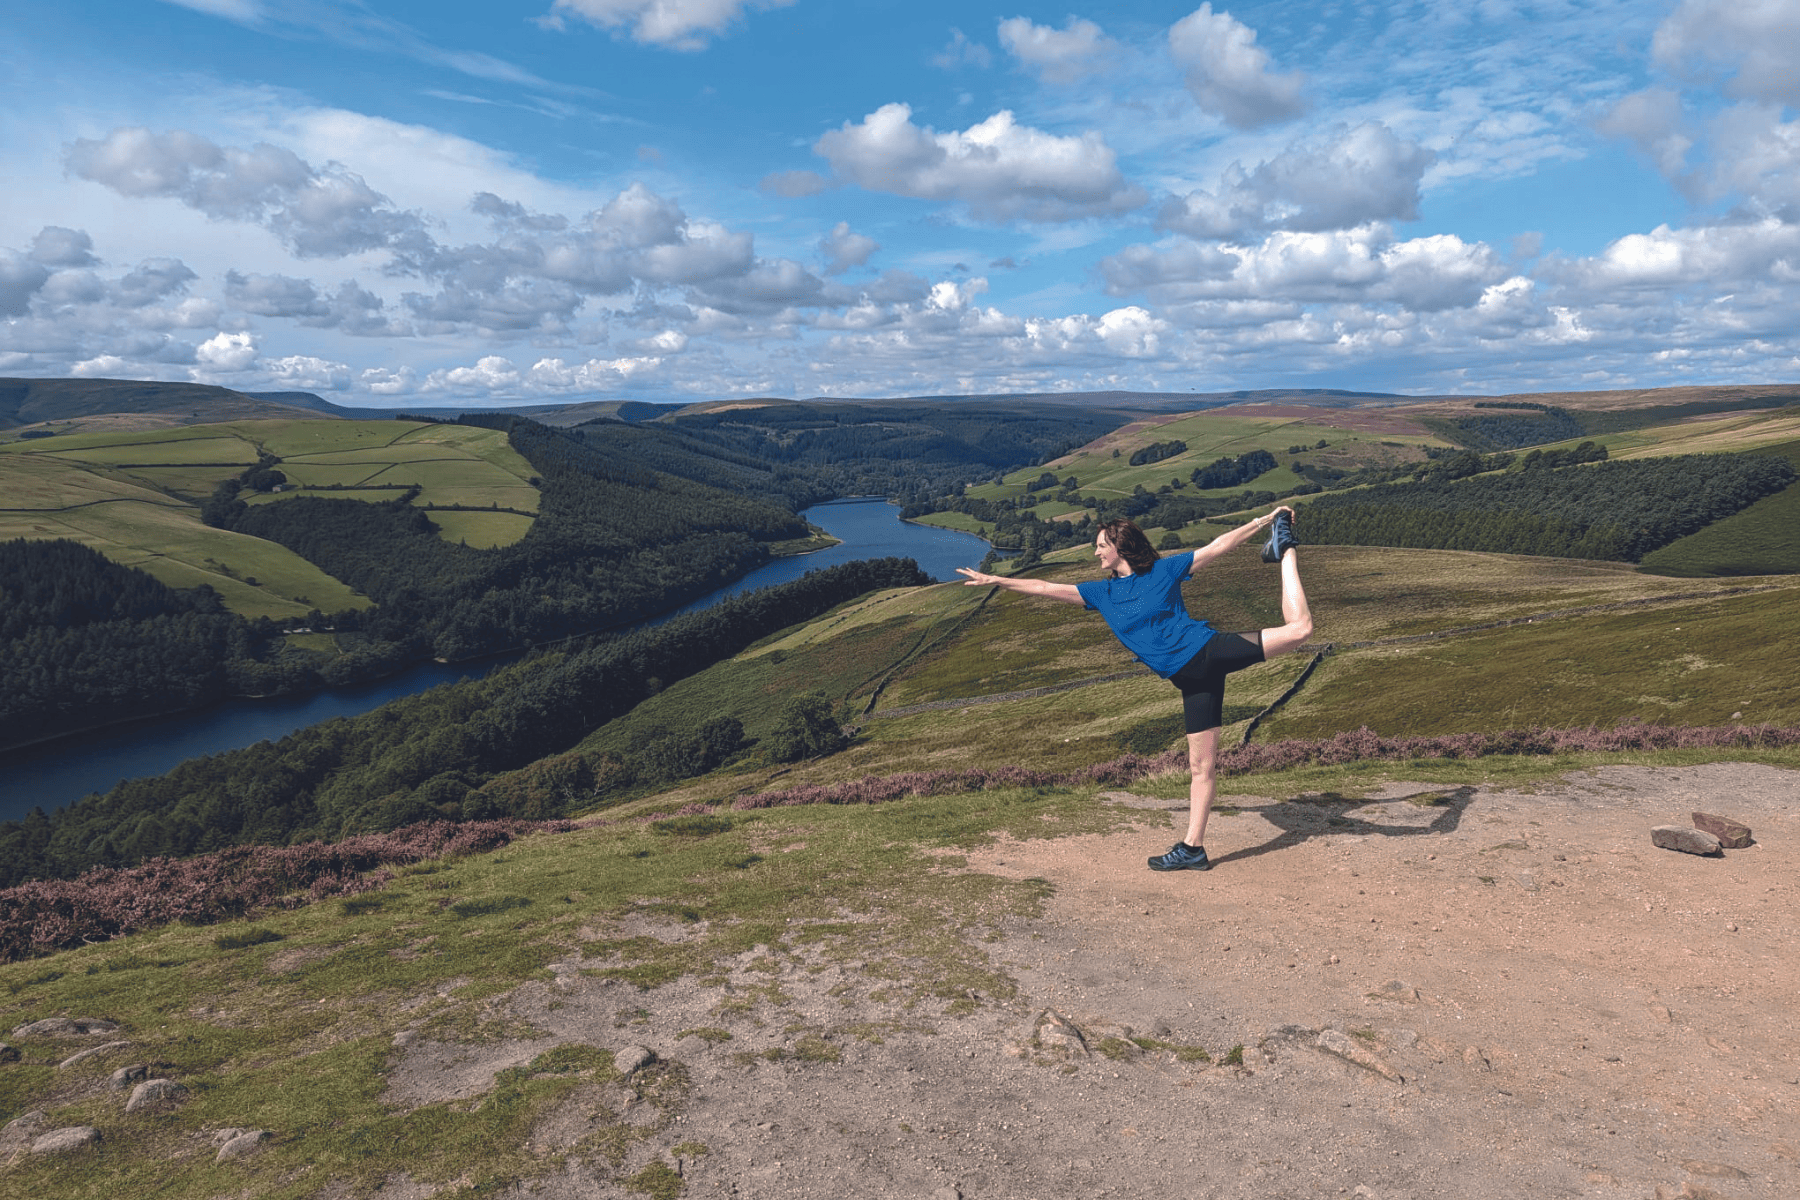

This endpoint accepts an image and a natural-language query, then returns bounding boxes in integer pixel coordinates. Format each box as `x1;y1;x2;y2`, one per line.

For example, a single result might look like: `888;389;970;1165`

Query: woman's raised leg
1259;548;1313;659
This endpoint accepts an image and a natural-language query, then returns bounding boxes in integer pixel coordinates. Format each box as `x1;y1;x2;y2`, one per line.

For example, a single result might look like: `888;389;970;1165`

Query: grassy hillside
497;541;1800;819
5;539;1798;1198
1636;437;1800;577
0;377;321;431
5;491;1800;1196
937;407;1445;527
0;420;541;617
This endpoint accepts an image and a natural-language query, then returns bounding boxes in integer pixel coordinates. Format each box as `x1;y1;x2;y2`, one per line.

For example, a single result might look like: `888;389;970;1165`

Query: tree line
0;557;930;886
1295;450;1794;560
0;540;273;749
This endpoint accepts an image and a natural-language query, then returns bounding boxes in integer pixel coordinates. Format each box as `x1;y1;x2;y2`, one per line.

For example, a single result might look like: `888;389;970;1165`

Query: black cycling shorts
1167;631;1265;734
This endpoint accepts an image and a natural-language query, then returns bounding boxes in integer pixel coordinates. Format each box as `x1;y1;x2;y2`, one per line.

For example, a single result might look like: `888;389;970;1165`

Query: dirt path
387;762;1800;1199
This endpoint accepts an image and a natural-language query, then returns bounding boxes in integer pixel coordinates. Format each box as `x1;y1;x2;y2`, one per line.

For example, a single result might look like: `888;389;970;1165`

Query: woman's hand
955;567;996;586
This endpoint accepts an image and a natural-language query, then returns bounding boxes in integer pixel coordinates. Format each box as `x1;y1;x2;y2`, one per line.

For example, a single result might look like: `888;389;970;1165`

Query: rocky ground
370;761;1797;1200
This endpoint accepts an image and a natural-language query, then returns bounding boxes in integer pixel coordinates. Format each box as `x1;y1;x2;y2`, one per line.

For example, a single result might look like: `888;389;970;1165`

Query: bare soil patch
385;763;1799;1199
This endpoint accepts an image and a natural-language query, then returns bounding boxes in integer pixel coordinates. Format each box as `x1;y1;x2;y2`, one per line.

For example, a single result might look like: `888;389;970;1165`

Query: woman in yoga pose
956;508;1311;872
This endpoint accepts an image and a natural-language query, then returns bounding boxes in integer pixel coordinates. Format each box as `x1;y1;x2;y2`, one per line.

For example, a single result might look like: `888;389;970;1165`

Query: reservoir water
0;498;993;823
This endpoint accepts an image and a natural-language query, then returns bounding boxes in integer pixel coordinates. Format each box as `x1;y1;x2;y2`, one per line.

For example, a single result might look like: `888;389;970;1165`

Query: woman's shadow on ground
1204;784;1478;868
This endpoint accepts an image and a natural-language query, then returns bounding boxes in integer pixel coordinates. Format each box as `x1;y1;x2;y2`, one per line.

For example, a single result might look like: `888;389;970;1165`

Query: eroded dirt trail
386;763;1799;1200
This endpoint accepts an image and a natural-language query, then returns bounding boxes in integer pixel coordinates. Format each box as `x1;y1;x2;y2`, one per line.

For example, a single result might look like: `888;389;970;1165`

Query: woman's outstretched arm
955;567;1085;605
1186;505;1294;572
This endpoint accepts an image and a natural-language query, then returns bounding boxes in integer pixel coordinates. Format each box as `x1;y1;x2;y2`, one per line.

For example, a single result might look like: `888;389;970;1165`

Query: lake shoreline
0;501;986;822
0;524;850;766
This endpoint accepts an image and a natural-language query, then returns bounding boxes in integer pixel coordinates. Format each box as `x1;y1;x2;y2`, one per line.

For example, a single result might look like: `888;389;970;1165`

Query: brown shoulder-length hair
1097;518;1159;577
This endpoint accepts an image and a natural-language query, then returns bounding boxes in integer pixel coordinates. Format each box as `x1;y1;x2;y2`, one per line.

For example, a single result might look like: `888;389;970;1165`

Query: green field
0;453;186;510
1635;436;1800;577
40;436;262;466
261;462;391;488
234;418;423;455
956;409;1445;512
0;419;543;618
0;496;366;618
426;510;536;549
107;463;250;498
248;420;542;530
0;425;255;455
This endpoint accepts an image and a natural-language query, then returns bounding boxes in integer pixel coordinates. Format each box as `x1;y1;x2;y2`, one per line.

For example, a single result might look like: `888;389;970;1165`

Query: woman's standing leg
1183;726;1221;848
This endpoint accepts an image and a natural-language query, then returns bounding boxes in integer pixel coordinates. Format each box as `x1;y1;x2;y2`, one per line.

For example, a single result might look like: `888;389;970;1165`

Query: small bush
340;895;385;916
214;926;284;950
449;895;533;919
649;815;734;838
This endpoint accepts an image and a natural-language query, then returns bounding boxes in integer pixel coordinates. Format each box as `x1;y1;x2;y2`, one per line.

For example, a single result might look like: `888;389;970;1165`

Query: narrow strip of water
0;499;993;821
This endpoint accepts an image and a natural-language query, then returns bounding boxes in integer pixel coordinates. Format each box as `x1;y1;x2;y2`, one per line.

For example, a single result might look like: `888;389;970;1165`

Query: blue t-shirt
1076;551;1215;677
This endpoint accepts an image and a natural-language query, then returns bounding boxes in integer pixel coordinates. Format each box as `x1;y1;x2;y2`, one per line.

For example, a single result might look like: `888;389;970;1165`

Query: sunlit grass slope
925;407;1449;530
0;453;364;620
560;539;1797;816
0;419;543;612
236;420;541;546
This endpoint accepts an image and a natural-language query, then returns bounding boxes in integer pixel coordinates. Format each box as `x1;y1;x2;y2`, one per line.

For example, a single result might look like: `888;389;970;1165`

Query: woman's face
1094;532;1123;573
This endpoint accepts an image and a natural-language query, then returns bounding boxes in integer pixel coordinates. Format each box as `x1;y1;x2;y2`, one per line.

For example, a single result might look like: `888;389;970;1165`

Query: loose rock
216;1129;270;1162
1366;980;1421;1004
1691;812;1752;848
30;1126;102;1154
1316;1029;1403;1082
11;1017;121;1039
1651;825;1722;856
59;1040;131;1069
1033;1009;1089;1057
125;1078;190;1112
613;1045;655;1077
1680;1160;1749;1179
0;1111;48;1154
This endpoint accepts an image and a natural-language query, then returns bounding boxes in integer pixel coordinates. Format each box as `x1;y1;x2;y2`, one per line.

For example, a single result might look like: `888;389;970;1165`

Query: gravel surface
385;762;1800;1199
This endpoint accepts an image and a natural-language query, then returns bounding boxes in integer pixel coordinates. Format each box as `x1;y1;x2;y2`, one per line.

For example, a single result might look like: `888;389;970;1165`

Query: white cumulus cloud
1159;122;1434;239
195;330;259;371
67;127;430;259
820;222;879;274
813;103;1145;222
998;16;1114;85
0;253;51;317
1168;3;1306;130
1093;306;1169;357
1652;0;1800;107
266;354;352;390
1102;225;1506;312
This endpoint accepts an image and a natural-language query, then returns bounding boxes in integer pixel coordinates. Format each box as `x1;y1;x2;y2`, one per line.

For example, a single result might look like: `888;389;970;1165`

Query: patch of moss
623;1161;684;1200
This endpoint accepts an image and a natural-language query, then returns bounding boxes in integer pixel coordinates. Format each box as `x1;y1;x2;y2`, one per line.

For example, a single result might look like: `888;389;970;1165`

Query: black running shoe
1148;842;1211;871
1260;511;1297;563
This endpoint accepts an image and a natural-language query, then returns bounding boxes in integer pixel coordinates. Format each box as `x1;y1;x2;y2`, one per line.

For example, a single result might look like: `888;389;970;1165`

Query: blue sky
2;0;1797;406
